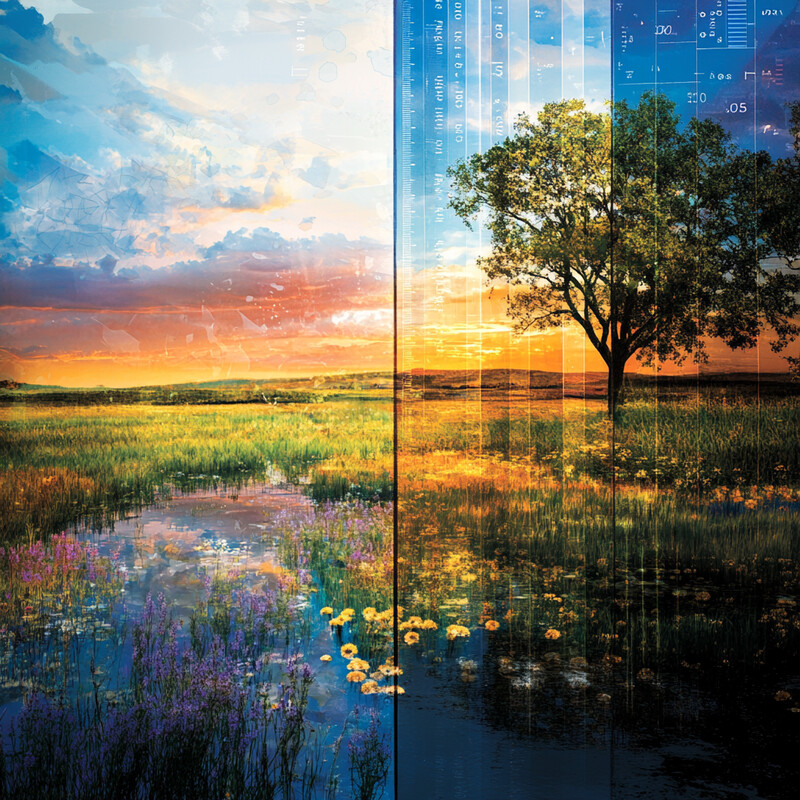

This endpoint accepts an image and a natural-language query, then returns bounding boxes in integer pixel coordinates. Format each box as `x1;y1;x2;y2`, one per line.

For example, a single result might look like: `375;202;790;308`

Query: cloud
0;227;393;384
1;1;392;263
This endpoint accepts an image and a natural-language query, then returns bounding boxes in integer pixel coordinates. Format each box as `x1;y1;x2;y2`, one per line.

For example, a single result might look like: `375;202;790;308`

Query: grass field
2;384;799;797
0;399;393;542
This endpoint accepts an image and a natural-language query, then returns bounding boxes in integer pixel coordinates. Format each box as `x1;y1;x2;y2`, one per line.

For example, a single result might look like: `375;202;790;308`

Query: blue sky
0;1;394;385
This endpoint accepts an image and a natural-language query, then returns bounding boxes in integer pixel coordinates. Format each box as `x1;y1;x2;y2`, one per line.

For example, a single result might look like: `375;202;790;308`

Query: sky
396;0;800;377
1;1;797;387
0;0;393;386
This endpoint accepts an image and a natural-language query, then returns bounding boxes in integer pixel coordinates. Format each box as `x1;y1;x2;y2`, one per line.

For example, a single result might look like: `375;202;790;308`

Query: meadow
0;400;393;543
395;390;800;798
1;384;799;798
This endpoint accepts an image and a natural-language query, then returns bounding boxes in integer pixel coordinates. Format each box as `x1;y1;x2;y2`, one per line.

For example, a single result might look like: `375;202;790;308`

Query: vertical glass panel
610;2;800;796
397;2;614;797
398;0;800;796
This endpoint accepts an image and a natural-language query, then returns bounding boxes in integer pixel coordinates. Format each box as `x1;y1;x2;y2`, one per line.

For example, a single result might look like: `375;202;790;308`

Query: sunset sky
1;1;797;387
0;0;394;386
396;0;799;380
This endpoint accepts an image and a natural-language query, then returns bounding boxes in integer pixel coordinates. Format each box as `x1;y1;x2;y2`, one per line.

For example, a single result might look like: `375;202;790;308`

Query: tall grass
0;401;392;542
401;396;800;489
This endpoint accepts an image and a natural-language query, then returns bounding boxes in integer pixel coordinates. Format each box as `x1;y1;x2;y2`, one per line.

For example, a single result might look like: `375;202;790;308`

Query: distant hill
395;369;799;400
0;372;393;406
1;368;795;405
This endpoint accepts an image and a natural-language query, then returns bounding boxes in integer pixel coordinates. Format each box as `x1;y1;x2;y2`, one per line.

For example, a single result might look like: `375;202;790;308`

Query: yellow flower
320;607;333;616
398;621;414;631
362;607;378;621
346;670;367;683
347;658;370;671
370;670;385;681
340;643;358;659
446;624;470;641
361;681;380;694
329;617;345;627
341;607;355;619
381;685;405;695
407;616;423;627
484;620;500;631
404;632;420;645
421;619;438;630
544;628;561;640
320;654;332;662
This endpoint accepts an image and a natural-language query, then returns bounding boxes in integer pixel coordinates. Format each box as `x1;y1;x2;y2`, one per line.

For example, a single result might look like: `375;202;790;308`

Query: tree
447;93;800;415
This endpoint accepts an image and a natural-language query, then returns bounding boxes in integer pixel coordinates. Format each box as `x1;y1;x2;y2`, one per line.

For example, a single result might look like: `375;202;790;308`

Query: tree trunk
606;352;627;417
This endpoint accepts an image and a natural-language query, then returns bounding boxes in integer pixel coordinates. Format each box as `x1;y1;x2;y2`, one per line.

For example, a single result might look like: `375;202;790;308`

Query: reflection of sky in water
97;484;367;723
0;483;391;753
104;482;309;617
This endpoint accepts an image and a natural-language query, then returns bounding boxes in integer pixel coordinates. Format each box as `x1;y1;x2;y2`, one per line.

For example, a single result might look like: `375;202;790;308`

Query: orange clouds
0;233;392;387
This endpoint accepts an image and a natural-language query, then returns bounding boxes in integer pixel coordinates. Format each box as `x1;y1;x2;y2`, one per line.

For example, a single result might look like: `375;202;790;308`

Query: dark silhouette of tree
447;93;800;415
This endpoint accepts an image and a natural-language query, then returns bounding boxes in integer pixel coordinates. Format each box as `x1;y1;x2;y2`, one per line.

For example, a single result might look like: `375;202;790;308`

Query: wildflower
347;658;370;671
382;685;405;695
407;616;423;627
484;620;500;631
341;607;355;620
320;655;332;662
347;671;367;683
544;628;561;640
446;624;470;641
329;617;345;627
320;607;333;616
363;606;378;621
361;680;380;694
421;619;438;630
403;632;420;645
341;643;358;659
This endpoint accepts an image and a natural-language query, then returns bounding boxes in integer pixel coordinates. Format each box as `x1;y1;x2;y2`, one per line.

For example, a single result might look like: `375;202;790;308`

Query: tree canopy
447;93;800;414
